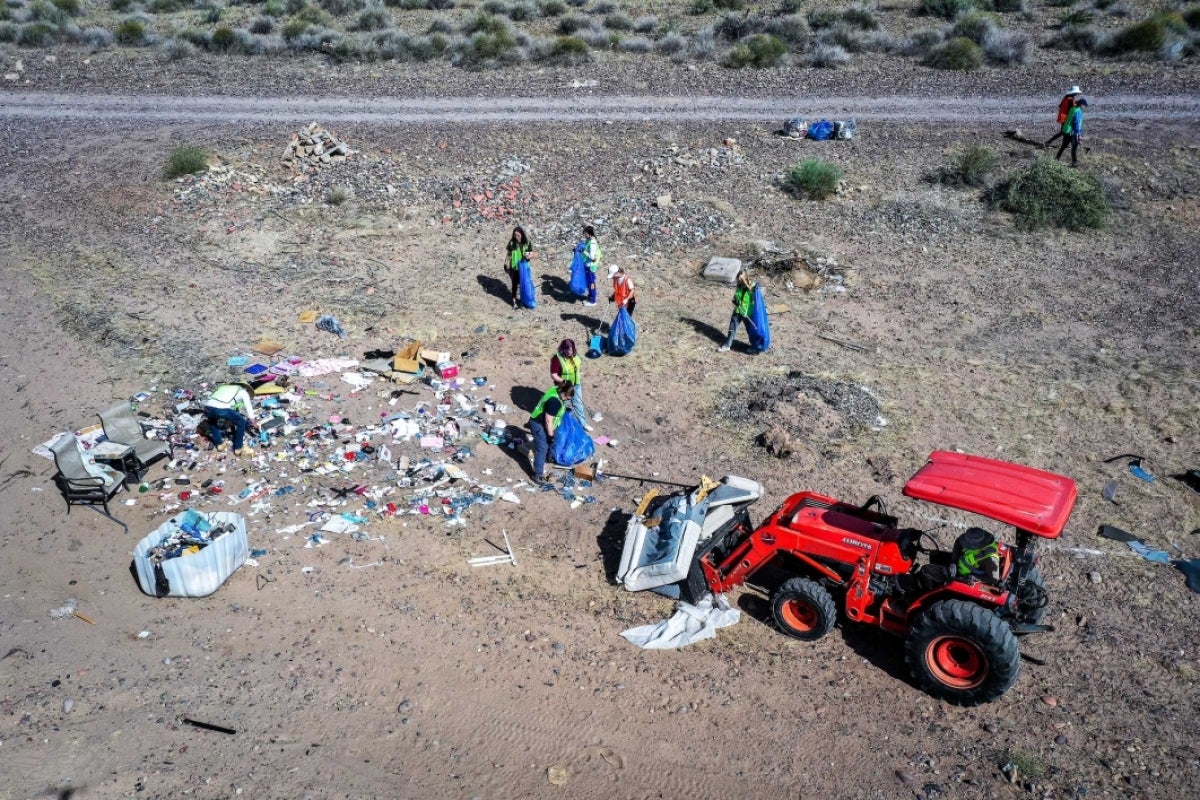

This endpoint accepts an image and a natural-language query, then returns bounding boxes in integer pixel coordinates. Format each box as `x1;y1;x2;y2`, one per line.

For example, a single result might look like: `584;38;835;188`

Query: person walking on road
608;263;637;318
504;226;533;309
1055;97;1089;167
582;225;602;307
718;269;757;353
551;338;602;432
528;382;575;483
1044;85;1082;149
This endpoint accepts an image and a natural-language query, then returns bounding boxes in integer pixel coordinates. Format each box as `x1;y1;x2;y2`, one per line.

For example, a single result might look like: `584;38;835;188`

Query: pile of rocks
281;123;355;171
641;139;746;175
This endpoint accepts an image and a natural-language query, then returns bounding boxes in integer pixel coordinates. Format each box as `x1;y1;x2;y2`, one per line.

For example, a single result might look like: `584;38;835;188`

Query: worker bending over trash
528;381;575;483
204;382;258;457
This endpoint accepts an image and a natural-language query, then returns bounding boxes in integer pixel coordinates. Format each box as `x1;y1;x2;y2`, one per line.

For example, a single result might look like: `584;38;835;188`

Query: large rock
702;256;742;285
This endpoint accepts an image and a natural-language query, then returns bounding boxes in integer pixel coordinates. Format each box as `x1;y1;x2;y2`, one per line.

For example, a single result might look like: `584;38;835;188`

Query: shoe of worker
717;345;730;352
215;443;229;453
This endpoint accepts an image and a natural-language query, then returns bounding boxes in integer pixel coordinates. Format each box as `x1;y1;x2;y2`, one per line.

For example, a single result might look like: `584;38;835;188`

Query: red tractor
693;451;1078;705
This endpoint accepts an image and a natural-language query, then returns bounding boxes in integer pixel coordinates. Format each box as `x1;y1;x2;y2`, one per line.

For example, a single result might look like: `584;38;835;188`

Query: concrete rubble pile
282;123;355;171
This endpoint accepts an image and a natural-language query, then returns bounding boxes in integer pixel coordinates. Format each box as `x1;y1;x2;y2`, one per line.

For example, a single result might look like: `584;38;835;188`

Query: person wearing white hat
1045;85;1083;149
608;263;637;318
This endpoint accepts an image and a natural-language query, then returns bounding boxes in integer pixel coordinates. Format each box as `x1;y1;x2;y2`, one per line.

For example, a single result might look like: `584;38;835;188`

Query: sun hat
1067;85;1082;95
607;264;619;278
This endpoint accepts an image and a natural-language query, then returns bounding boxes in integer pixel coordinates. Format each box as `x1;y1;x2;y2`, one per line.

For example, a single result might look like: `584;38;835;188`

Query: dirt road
3;91;1199;123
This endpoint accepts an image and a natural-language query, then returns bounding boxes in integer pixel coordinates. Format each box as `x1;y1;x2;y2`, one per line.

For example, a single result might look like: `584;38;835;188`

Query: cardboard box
419;348;451;366
391;341;422;374
435;362;459;379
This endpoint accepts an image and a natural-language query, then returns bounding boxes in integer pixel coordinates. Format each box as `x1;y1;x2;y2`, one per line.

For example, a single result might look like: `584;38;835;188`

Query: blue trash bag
553;412;595;467
746;285;771;353
518;259;537;309
568;242;589;297
807;120;834;141
606;306;637;356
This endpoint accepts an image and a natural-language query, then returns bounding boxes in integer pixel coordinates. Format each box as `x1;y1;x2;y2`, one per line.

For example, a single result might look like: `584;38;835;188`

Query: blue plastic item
1129;462;1155;482
807;120;834;141
552;413;595;467
746;285;771;353
606;307;637;356
518;259;537;309
568;242;589;297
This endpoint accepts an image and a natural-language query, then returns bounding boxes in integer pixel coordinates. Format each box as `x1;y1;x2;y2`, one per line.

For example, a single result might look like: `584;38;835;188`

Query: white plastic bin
134;511;249;598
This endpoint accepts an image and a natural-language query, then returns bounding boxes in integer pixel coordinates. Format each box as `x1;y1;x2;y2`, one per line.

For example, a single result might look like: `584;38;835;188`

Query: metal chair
49;434;126;516
98;402;172;478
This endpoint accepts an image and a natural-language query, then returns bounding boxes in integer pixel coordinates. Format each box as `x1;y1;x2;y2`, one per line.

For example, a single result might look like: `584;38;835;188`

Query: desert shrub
689;0;713;13
1184;5;1200;28
764;13;807;44
992;0;1022;11
460;26;519;63
481;0;507;12
993;159;1109;230
1103;2;1131;17
79;25;114;47
250;15;273;32
405;32;446;58
592;0;617;12
686;26;717;59
779;0;803;11
294;4;332;24
924;36;982;68
464;10;510;34
1048;23;1098;51
209;23;236;48
820;22;870;51
28;0;69;24
921;0;974;19
1102;17;1166;53
264;0;285;15
903;26;943;55
557;12;591;33
178;27;210;46
110;0;135;10
723;32;786;66
357;4;389;29
564;0;586;6
935;144;999;187
163;145;209;179
0;21;16;41
604;11;631;30
656;30;686;52
52;0;81;15
840;3;878;30
319;0;366;14
546;32;589;61
617;34;651;51
506;1;535;20
578;26;612;47
806;8;839;28
951;10;997;44
159;36;197;58
787;159;843;199
281;17;310;38
633;14;656;32
426;0;454;8
714;0;747;8
1151;10;1188;33
427;15;453;32
1058;9;1093;26
202;4;223;23
114;17;147;44
982;26;1026;62
806;40;849;65
326;187;351;205
18;21;56;45
540;0;565;14
715;11;764;40
290;24;340;49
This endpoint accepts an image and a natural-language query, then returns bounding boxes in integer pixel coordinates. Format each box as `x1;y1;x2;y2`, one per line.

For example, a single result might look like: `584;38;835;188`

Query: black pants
1045;130;1063;147
623;298;637;318
507;269;519;303
1055;134;1079;165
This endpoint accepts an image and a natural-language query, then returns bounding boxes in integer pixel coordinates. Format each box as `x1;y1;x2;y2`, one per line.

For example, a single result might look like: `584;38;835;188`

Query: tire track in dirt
2;92;1199;124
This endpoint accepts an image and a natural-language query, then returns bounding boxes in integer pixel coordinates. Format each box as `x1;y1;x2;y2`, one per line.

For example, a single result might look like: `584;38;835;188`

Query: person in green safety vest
528;382;576;482
718;269;757;353
504;226;534;309
551;338;603;432
582;225;602;306
203;382;258;456
952;528;1001;583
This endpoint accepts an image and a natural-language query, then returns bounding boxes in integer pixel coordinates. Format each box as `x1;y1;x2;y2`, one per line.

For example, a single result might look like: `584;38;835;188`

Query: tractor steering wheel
903;527;943;556
915;528;944;553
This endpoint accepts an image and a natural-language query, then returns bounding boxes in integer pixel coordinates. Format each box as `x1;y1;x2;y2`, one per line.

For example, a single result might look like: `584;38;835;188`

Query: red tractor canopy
902;451;1077;539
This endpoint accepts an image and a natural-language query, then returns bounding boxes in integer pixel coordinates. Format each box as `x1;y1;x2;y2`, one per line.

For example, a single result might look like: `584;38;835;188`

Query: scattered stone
654;194;673;209
547;765;570;785
757;426;795;459
63;699;74;713
281;122;355;171
397;699;413;713
896;769;916;785
1088;571;1102;585
1041;695;1058;707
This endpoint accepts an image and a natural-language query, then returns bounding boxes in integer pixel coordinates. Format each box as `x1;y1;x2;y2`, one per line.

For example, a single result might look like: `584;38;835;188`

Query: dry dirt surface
1;76;1198;800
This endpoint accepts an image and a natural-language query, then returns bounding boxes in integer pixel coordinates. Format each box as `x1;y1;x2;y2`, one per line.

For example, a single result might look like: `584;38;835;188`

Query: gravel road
3;91;1199;123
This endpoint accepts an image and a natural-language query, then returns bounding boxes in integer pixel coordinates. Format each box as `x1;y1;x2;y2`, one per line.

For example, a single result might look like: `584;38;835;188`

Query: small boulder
702;256;742;285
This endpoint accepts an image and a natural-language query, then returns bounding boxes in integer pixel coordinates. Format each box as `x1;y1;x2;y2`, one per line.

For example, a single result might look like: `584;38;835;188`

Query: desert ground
2;5;1200;798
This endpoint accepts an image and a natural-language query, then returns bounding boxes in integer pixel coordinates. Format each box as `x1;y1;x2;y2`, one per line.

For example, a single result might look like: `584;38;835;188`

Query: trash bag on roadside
569;242;589;297
747;285;771;353
553;412;595;467
606;306;637;356
807;120;834;141
783;117;808;138
835;118;857;140
518;259;537;309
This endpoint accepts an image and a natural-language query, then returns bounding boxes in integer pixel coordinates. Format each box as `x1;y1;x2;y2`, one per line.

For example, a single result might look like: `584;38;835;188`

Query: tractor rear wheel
772;578;836;641
906;599;1020;705
1016;565;1047;625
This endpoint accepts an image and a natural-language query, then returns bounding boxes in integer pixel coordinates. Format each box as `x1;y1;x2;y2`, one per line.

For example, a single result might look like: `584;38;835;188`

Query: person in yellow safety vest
608;263;637;318
204;382;258;456
551;339;603;432
582;225;602;307
718;269;757;353
528;382;576;482
504;225;533;310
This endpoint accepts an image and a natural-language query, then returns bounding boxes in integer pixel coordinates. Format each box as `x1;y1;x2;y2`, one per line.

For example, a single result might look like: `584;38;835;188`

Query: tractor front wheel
771;578;836;641
906;599;1020;705
1016;565;1048;625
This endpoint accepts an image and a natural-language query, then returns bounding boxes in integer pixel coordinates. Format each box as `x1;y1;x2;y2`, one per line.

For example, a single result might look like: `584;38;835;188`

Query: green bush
689;0;714;14
724;33;787;67
786;159;843;200
992;0;1022;11
1150;10;1188;34
1184;5;1200;29
28;0;69;25
807;8;839;28
924;36;983;69
18;21;56;46
357;6;390;29
52;0;82;16
1058;9;1093;27
110;0;135;10
465;27;518;60
294;4;333;24
264;0;286;14
114;18;147;44
1103;18;1166;53
150;0;187;11
779;0;802;11
556;12;590;33
549;33;589;62
951;10;997;43
840;4;878;30
209;24;236;49
993;159;1109;230
163;145;210;179
605;11;632;30
921;0;975;19
540;0;566;15
0;21;16;40
281;18;311;39
935;144;999;187
714;0;746;8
